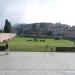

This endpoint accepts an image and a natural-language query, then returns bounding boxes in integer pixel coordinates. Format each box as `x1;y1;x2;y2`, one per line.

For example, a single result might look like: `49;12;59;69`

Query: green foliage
47;31;53;36
4;19;11;33
32;24;36;32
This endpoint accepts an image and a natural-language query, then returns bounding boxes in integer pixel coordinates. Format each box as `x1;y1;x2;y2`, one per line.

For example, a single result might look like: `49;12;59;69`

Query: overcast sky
0;0;75;29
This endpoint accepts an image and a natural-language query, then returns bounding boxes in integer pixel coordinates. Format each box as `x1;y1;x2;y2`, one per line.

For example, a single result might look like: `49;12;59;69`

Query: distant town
1;19;75;39
10;22;75;39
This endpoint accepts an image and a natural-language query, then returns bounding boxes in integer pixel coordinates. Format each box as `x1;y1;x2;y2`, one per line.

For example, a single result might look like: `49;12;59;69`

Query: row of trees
13;23;53;37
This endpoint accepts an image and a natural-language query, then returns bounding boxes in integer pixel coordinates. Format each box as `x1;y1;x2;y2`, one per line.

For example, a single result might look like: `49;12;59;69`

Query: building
48;23;70;37
64;26;75;39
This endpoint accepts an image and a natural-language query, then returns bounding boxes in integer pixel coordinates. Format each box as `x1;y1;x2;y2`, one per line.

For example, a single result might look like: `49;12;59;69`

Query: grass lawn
8;37;75;52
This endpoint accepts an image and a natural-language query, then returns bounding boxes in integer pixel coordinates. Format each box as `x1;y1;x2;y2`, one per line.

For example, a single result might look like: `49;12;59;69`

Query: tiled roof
0;33;16;42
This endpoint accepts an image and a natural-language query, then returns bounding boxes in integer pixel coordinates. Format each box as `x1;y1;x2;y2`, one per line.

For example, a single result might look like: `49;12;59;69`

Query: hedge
56;47;75;52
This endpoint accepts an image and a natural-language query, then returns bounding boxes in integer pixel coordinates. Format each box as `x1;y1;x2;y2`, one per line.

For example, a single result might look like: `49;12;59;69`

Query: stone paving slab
0;52;75;75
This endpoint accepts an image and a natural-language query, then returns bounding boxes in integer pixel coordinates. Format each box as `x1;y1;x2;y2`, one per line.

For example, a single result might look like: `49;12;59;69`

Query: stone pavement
0;52;75;75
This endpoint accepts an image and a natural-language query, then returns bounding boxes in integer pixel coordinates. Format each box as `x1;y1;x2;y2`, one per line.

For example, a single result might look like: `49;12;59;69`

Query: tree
32;23;36;32
4;19;11;33
47;31;53;36
40;23;46;35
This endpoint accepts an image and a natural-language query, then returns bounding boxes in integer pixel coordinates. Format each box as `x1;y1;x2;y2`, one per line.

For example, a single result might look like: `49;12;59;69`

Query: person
6;42;9;55
4;41;9;55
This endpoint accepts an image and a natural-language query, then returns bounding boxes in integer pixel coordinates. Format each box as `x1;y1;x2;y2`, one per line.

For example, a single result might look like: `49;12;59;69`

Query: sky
0;0;75;29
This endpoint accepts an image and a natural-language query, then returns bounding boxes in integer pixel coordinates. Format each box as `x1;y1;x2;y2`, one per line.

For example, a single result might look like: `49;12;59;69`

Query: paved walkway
0;52;75;75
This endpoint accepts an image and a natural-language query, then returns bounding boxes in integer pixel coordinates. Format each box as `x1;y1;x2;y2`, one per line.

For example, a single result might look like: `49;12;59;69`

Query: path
0;52;75;75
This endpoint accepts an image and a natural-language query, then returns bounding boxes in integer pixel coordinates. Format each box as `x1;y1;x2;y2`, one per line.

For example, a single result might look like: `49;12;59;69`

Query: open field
8;37;75;52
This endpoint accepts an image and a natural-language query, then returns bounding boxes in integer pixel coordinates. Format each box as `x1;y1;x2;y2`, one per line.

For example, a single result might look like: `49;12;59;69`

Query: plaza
0;52;75;75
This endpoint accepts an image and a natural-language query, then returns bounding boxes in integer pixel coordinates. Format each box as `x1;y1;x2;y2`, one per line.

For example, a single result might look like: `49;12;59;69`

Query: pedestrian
4;41;9;55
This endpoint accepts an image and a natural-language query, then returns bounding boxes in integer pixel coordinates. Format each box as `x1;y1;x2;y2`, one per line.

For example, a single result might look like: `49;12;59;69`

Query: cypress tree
4;19;11;33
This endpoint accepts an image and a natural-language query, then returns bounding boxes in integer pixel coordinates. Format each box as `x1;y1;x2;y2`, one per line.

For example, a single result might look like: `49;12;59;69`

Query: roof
0;33;16;42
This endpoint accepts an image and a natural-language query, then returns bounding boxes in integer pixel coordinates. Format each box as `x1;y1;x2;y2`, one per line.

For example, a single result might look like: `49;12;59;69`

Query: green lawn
9;37;75;52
